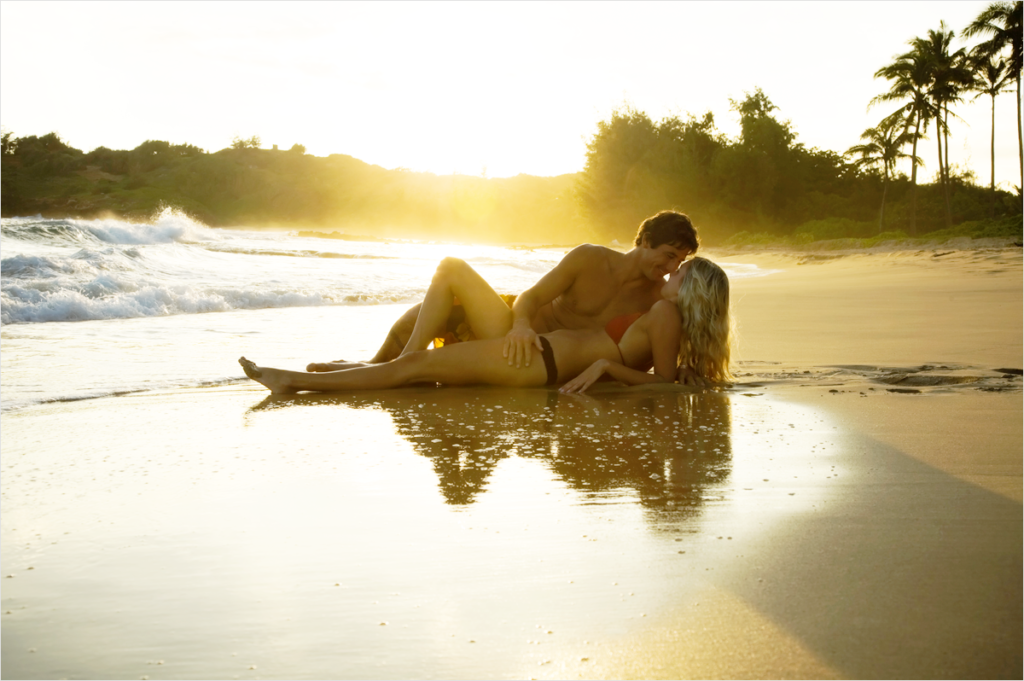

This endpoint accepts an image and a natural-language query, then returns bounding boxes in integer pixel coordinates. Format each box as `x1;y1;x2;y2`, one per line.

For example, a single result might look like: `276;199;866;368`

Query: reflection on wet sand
250;386;732;516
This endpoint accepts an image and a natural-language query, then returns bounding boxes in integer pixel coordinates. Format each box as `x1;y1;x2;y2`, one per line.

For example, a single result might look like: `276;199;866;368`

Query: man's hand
677;366;711;389
503;321;543;368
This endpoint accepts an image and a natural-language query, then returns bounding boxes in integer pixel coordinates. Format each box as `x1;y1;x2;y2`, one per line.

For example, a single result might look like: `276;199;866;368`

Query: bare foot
306;360;370;372
239;357;297;394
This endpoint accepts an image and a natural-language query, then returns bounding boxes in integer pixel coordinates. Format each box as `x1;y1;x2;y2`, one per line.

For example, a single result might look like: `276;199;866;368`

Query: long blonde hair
676;257;734;383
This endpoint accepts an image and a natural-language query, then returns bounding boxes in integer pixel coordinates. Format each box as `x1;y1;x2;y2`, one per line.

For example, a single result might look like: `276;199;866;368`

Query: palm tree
910;22;975;227
972;56;1014;213
872;48;935;234
963;1;1023;191
846;117;918;233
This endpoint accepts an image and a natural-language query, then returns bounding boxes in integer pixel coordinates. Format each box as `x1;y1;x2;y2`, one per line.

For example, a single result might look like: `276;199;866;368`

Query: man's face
642;239;690;280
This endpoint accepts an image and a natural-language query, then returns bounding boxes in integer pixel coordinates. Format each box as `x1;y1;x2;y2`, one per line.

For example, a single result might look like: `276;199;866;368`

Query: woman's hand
559;359;610;394
677;365;711;389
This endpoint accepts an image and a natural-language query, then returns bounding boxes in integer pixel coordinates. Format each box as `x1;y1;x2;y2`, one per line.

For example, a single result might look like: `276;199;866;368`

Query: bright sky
1;1;1019;188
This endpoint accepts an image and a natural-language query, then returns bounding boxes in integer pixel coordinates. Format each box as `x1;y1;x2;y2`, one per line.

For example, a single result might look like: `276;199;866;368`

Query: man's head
634;210;700;280
634;210;700;253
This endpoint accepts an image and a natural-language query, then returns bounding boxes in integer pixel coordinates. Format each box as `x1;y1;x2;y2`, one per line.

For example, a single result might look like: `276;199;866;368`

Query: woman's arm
559;301;682;394
558;359;672;394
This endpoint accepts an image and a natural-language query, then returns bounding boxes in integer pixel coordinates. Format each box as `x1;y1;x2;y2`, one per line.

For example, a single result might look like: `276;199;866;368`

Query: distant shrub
792;217;876;240
919;216;1023;241
724;231;813;247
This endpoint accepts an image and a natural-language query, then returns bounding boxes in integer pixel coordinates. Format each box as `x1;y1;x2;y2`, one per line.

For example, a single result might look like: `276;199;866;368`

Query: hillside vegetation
0;134;588;245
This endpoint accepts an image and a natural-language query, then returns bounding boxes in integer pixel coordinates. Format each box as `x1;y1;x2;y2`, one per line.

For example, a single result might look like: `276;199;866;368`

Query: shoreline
4;212;1019;254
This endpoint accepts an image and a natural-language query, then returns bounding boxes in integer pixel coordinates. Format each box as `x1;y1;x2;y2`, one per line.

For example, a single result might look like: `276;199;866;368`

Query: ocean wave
204;245;397;260
0;281;425;324
0;282;333;324
2;247;144;279
1;208;219;247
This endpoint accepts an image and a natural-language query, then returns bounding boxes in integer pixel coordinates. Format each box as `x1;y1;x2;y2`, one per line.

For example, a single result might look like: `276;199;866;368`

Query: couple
240;210;733;394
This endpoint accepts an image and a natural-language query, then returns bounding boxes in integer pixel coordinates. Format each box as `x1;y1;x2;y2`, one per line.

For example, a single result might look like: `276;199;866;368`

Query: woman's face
661;260;692;300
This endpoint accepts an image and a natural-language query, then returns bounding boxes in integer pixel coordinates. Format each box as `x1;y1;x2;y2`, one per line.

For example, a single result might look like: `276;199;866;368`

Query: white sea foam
2;214;774;326
0;282;334;324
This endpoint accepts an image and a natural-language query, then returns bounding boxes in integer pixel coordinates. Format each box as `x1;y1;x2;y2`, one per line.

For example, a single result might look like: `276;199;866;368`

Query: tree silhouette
911;22;975;227
231;135;261;150
846;116;918;232
872;47;935;233
963;1;1023;191
972;56;1014;213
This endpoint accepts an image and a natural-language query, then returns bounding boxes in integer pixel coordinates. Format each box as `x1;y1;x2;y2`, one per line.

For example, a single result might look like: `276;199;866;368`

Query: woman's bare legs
243;356;414;394
242;338;547;394
399;257;515;356
306;259;514;370
306;305;420;370
306;360;373;372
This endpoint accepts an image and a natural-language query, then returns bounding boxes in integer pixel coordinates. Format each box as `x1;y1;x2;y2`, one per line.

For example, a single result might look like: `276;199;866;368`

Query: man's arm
503;245;597;368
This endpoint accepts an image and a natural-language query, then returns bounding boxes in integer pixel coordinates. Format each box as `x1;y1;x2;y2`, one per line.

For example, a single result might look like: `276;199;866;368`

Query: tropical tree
1;127;15;155
972;56;1014;212
872;46;935;233
576;106;662;233
231;135;261;150
963;1;1023;191
846;116;917;232
910;22;975;227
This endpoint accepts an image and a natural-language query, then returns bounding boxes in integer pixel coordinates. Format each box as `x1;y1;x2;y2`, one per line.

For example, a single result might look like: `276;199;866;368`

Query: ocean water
1;211;772;411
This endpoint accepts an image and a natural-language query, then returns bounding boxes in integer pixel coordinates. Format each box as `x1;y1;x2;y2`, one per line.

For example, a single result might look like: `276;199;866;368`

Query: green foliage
1;127;16;155
0;132;590;244
914;214;1023;240
721;215;1022;249
724;231;811;247
793;218;877;241
231;135;261;150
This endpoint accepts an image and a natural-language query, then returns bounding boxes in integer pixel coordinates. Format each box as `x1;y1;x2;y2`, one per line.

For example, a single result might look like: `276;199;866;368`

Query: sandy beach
2;242;1021;679
569;243;1023;679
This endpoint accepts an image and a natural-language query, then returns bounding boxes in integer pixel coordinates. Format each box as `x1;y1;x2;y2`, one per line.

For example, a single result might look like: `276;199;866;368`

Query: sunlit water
1;212;821;679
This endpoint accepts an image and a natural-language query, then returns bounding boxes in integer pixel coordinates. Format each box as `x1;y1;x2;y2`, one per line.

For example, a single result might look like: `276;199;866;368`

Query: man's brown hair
634;210;700;254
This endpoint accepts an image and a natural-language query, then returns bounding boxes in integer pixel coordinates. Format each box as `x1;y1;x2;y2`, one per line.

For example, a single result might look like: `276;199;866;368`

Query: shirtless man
308;210;699;372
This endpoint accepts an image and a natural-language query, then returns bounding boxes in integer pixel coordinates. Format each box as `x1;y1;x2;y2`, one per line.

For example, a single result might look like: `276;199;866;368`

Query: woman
239;257;733;394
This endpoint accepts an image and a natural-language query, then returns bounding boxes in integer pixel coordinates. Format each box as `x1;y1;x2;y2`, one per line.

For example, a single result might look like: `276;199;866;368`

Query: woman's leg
400;258;515;356
241;338;548;394
306;360;373;372
308;259;513;370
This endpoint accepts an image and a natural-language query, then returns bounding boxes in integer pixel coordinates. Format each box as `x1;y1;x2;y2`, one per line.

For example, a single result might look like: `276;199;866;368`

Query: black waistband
538;336;558;386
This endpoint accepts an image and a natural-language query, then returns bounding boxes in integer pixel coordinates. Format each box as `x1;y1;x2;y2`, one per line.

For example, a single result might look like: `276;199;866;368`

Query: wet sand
566;244;1022;679
2;244;1021;679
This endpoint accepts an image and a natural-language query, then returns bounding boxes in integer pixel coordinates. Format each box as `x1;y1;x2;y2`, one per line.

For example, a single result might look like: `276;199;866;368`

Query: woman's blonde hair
676;257;734;383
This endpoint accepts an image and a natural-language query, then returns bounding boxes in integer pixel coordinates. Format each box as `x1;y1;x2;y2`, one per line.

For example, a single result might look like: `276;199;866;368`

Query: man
308;210;698;372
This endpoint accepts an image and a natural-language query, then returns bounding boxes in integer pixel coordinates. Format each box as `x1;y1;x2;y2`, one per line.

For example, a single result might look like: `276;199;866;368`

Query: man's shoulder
568;242;618;255
563;243;619;267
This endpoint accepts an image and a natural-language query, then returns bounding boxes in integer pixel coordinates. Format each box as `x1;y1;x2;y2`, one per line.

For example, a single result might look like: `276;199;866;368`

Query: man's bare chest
558;276;656;319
